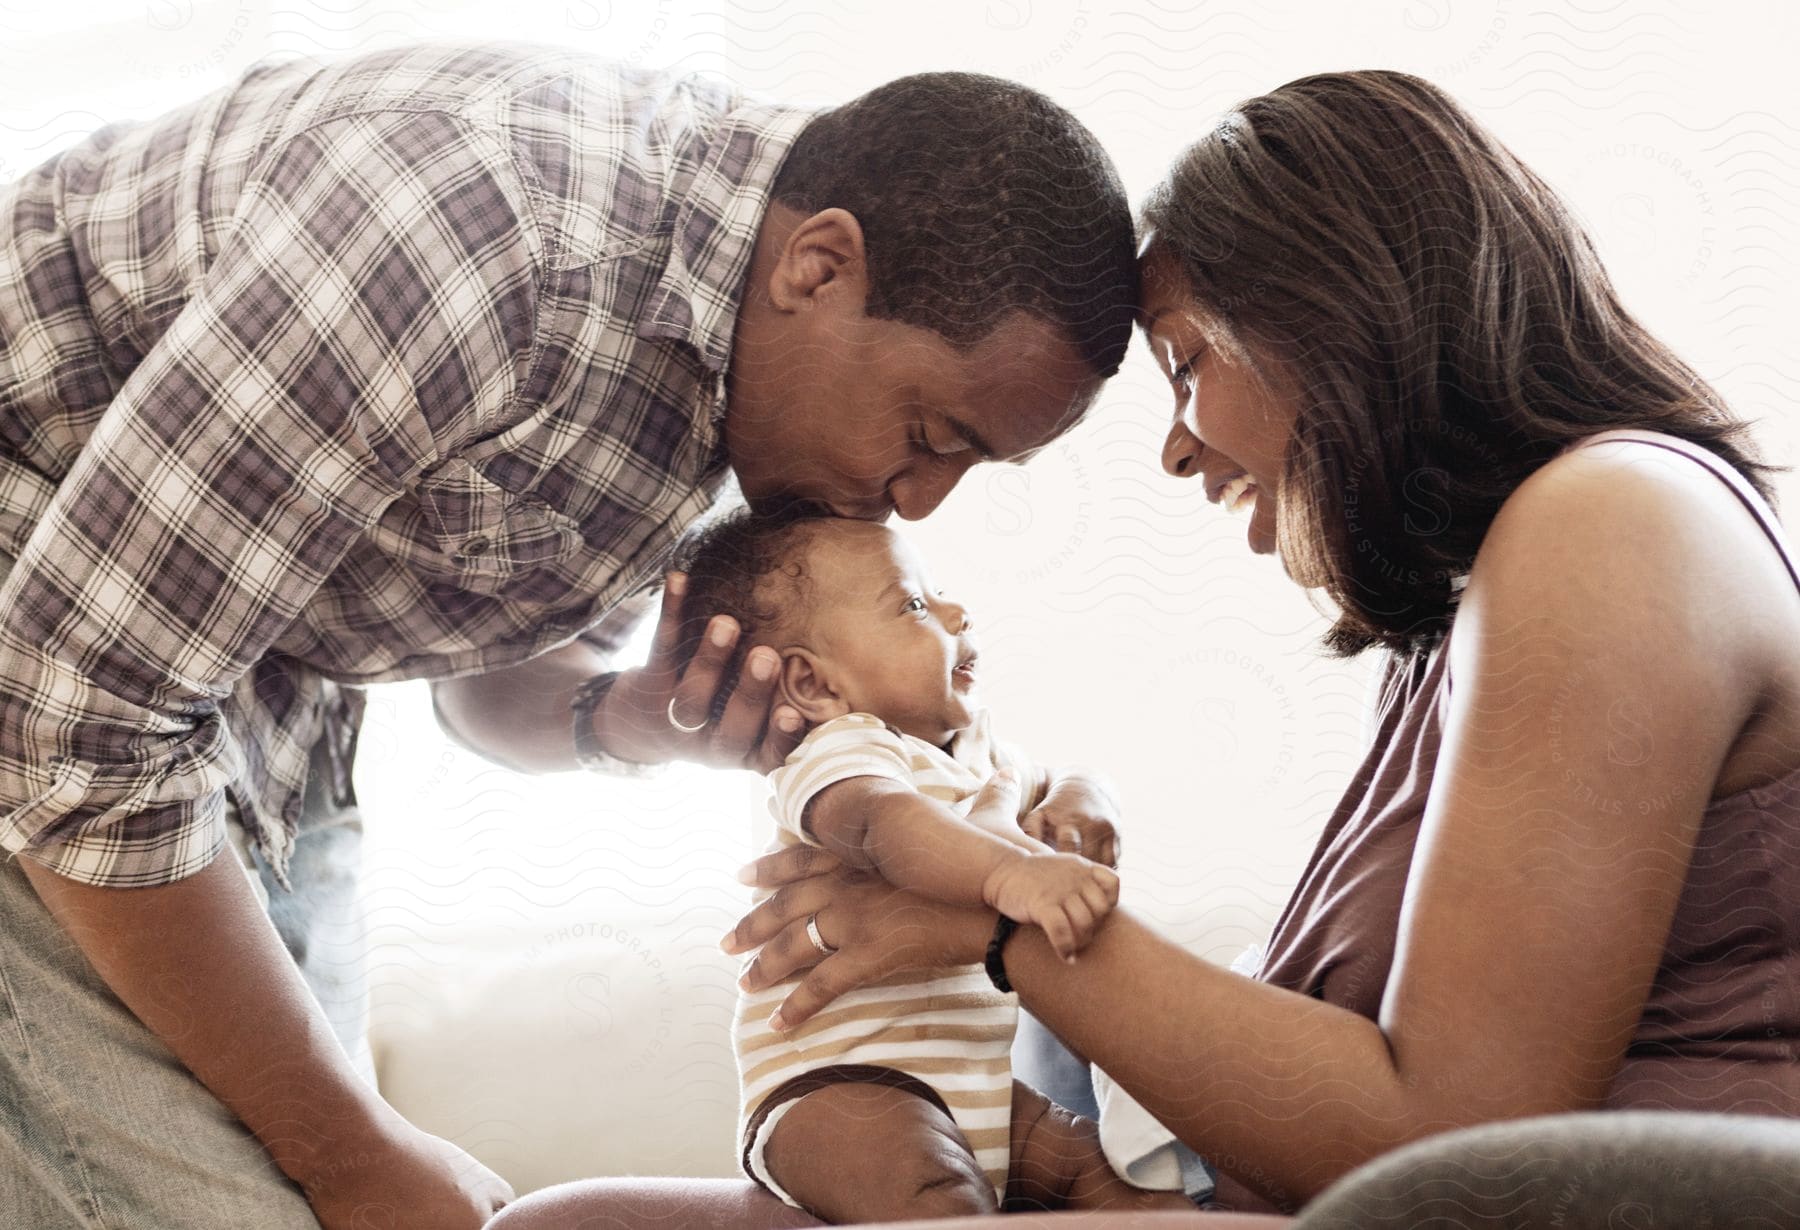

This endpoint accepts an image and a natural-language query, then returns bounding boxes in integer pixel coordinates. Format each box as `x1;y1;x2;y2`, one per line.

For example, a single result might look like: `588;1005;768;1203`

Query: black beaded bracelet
984;914;1021;994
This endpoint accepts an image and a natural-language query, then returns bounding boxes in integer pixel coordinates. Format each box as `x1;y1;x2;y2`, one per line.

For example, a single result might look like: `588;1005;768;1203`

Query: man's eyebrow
943;413;997;461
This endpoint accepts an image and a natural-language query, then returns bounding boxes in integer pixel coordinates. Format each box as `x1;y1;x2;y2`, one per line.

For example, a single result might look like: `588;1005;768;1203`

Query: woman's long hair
1142;70;1775;657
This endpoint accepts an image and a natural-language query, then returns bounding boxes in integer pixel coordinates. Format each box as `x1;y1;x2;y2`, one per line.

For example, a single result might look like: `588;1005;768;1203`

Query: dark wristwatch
570;670;629;773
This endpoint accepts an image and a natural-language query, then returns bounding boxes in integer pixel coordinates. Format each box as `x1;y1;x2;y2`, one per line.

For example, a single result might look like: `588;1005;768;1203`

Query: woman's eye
1171;361;1195;395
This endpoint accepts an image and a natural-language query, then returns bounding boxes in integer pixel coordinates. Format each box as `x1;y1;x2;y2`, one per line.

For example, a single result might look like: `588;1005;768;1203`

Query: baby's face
785;521;980;746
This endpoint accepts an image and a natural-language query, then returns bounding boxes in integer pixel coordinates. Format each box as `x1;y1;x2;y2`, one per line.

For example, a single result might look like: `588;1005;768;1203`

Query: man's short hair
774;72;1138;377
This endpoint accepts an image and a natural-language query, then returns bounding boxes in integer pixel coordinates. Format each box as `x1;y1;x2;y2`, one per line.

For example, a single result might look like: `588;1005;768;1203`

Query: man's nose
891;459;970;521
1163;418;1202;478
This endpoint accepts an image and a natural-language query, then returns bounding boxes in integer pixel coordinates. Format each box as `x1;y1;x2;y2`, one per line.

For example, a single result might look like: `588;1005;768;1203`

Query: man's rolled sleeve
0;107;539;886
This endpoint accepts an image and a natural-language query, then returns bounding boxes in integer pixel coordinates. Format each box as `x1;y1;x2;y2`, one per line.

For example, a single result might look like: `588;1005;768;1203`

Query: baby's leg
1007;1081;1196;1213
761;1080;999;1223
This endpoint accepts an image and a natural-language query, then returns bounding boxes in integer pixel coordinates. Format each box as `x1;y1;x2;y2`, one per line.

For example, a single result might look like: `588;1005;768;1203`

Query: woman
493;70;1799;1225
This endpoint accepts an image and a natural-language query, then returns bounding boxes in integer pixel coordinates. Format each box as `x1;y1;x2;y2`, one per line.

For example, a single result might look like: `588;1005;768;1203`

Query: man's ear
766;207;867;314
778;648;851;724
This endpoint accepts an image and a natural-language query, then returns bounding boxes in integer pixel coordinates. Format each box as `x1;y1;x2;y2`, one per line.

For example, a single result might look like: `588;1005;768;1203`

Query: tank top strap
1566;429;1800;594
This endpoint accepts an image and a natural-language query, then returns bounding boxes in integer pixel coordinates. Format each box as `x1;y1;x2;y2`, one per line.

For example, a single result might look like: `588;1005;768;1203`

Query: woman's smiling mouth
1214;473;1260;515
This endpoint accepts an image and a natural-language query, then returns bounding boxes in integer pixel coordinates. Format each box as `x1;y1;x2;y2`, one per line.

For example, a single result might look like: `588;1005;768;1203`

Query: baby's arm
805;776;1118;958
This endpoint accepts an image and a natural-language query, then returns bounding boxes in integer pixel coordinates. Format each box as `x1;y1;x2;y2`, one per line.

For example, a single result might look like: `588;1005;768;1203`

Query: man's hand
304;1116;513;1230
20;852;508;1230
1021;773;1121;867
721;846;996;1033
982;851;1120;961
594;572;806;773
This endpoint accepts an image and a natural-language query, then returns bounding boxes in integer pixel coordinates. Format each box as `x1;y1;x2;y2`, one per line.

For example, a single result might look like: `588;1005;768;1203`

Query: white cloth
1091;1066;1186;1191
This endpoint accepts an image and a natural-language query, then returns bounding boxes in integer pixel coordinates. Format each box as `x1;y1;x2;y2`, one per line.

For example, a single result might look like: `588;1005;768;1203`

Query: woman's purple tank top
1257;429;1800;1114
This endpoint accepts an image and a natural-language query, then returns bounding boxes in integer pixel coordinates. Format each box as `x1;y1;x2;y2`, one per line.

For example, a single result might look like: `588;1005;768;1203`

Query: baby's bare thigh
763;1081;999;1223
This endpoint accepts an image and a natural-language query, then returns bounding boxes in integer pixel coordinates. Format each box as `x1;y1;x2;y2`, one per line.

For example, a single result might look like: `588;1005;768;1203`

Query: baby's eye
902;595;927;614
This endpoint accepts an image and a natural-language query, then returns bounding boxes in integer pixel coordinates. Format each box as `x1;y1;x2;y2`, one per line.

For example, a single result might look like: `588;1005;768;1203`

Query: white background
3;0;1797;1169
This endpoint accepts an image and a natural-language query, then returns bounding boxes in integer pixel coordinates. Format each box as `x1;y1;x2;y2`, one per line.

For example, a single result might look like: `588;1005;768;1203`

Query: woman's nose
1162;418;1202;478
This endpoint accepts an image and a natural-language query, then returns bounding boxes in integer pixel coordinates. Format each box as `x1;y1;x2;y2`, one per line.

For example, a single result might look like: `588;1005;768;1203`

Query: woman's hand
722;845;996;1031
1021;773;1122;867
303;1118;513;1230
597;572;806;774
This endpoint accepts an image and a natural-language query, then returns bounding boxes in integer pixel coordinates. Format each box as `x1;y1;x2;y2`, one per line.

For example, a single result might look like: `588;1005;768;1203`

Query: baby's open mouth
952;653;978;684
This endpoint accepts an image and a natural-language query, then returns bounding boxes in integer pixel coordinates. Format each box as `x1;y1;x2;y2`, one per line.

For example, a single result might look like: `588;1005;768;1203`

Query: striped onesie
734;710;1036;1206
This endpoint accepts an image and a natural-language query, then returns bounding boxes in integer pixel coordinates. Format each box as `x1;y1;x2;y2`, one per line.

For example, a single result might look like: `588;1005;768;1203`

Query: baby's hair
667;506;835;681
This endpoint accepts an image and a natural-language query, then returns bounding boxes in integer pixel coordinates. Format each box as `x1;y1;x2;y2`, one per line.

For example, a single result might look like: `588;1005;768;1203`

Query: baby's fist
982;852;1120;962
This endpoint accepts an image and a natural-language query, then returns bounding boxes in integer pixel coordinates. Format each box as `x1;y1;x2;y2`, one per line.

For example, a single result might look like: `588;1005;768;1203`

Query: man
0;43;1135;1229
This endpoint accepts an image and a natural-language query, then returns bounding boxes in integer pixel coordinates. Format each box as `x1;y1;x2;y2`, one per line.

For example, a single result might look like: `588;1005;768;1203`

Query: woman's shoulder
1459;427;1797;736
1477;430;1790;596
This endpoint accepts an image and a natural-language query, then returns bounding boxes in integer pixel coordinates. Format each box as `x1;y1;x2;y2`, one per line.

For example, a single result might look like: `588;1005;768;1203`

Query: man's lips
826;497;895;521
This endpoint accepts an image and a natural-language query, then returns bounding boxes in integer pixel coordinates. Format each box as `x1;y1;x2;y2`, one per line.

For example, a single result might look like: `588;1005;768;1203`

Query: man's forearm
21;851;406;1193
430;640;610;774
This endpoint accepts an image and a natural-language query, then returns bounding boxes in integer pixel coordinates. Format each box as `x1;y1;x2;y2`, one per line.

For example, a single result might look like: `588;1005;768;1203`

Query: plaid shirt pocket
411;457;585;591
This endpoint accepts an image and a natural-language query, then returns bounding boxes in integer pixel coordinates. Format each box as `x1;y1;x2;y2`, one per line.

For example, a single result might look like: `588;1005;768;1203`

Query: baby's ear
778;649;849;724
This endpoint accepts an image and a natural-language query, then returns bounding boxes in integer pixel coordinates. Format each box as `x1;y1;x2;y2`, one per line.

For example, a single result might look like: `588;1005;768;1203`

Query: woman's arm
735;444;1785;1206
1006;444;1774;1201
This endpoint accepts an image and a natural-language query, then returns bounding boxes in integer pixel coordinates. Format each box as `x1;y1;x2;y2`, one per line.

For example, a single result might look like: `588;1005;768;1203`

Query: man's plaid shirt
0;44;811;887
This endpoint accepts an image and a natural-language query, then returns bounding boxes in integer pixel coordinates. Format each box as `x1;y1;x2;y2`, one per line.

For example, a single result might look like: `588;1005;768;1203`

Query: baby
671;509;1192;1223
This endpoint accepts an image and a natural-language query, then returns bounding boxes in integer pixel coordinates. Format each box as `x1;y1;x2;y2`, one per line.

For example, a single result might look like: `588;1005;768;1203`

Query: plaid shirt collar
639;99;814;381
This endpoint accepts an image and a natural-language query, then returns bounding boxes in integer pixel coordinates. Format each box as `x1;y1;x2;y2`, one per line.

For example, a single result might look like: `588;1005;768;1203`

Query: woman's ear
766;207;868;314
778;648;851;724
